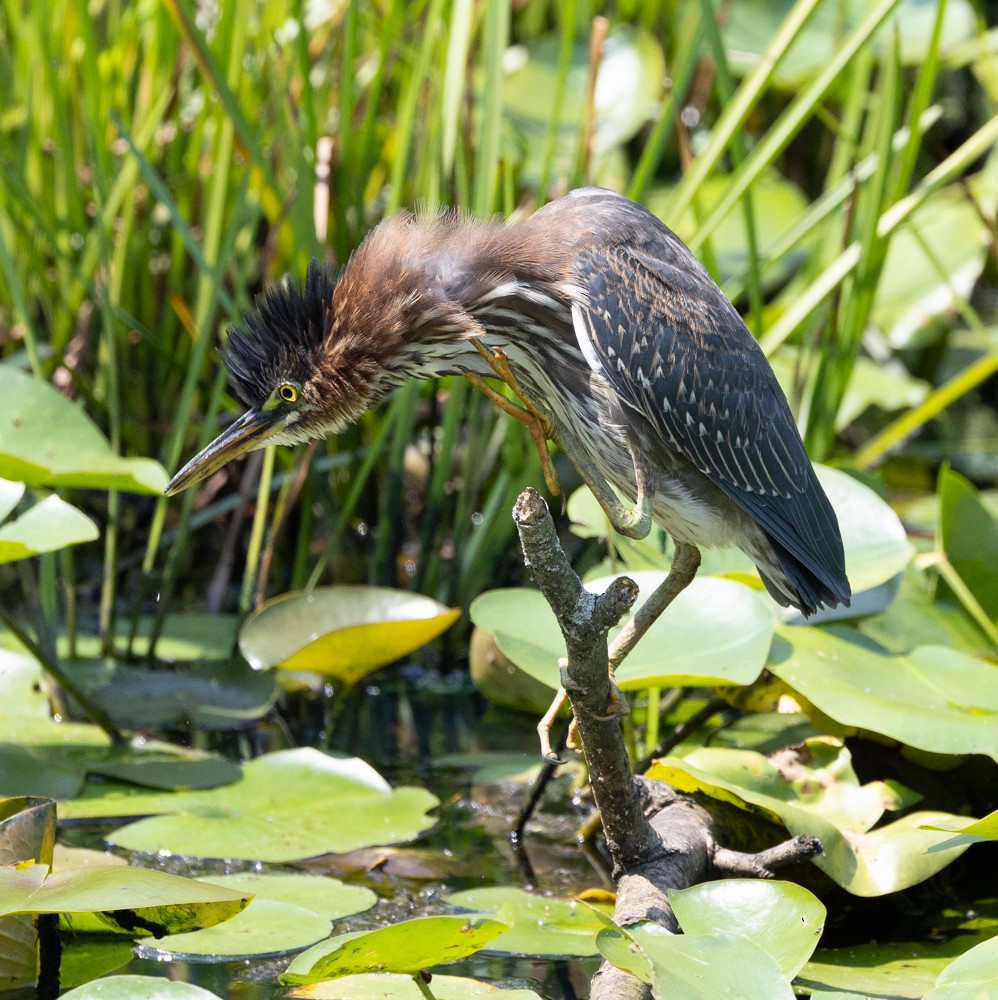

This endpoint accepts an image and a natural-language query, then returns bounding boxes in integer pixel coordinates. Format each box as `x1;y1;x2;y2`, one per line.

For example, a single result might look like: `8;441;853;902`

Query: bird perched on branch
167;187;849;623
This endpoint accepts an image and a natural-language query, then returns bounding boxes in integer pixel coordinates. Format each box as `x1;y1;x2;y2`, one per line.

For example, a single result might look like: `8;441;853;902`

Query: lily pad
63;657;276;731
139;898;331;961
281;916;509;985
598;921;796;999
0;863;249;937
0;491;98;563
0;368;167;493
445;887;610;957
767;624;998;760
138;873;375;960
61;975;224;998
648;742;974;896
61;748;439;863
646;172;809;289
671;880;825;979
721;0;975;85
501;26;664;182
939;467;998;623
239;586;460;684
923;937;998;999
469;573;773;692
286;973;543;999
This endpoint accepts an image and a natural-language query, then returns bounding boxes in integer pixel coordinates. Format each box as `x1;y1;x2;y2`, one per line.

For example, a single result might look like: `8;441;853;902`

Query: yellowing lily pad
239;586;460;684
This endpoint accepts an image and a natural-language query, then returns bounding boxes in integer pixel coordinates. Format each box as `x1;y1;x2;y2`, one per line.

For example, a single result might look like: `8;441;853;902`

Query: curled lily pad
239;586;460;683
0;368;167;494
0;863;249;936
648;742;974;896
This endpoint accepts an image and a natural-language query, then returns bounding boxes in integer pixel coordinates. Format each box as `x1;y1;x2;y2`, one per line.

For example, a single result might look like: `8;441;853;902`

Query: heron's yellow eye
278;383;299;403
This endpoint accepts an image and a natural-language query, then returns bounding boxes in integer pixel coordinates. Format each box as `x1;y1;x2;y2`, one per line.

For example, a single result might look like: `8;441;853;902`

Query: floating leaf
649;742;973;895
501;27;664;183
61;975;224;998
768;625;998;760
923;937;998;1000
138;873;375;961
0;492;97;563
938;466;998;623
671;880;825;979
721;0;975;85
0;368;167;493
646;172;808;288
61;748;439;863
285;972;543;999
445;887;610;957
281;916;509;985
139;899;331;961
0;863;249;936
239;586;460;684
62;657;276;730
469;573;773;692
598;921;796;999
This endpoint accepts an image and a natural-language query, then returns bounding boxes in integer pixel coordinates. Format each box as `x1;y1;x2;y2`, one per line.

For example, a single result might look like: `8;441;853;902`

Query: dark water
58;678;605;999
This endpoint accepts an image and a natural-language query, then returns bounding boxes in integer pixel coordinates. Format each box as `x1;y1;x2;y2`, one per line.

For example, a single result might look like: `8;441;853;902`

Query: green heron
168;187;849;742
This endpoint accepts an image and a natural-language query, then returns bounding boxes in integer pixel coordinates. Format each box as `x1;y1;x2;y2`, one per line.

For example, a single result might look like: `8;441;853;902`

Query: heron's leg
466;343;562;497
605;540;701;703
552;423;655;540
537;683;569;765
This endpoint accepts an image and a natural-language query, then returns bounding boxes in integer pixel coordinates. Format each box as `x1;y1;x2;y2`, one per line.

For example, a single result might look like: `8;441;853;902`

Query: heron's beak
164;408;281;496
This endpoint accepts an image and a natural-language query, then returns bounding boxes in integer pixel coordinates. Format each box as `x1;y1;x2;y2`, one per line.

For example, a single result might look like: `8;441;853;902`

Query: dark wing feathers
572;239;850;608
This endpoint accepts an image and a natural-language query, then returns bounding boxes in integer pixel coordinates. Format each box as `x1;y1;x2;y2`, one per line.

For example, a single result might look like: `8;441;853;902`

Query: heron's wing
571;241;846;597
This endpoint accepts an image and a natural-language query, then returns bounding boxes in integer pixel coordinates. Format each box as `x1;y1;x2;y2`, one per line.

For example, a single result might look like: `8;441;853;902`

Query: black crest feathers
221;260;337;407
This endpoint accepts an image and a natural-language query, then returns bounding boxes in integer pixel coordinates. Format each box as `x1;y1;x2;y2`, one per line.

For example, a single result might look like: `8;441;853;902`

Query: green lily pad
139;898;331;960
0;367;167;493
61;975;224;998
239;586;460;684
61;748;439;863
0;491;98;563
648;742;974;896
63;657;276;730
768;625;998;760
445;887;610;957
0;647;50;719
469;573;773;692
875;179;993;349
939;467;998;623
923;937;998;999
281;916;509;985
598;921;796;999
501;26;664;182
646;172;809;289
0;479;22;522
0;863;249;936
671;880;825;979
58;936;135;990
288;973;543;999
722;0;975;86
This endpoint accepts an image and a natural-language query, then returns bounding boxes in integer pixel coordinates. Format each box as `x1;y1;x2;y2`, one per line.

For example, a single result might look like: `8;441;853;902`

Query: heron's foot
594;677;630;721
537;686;570;765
